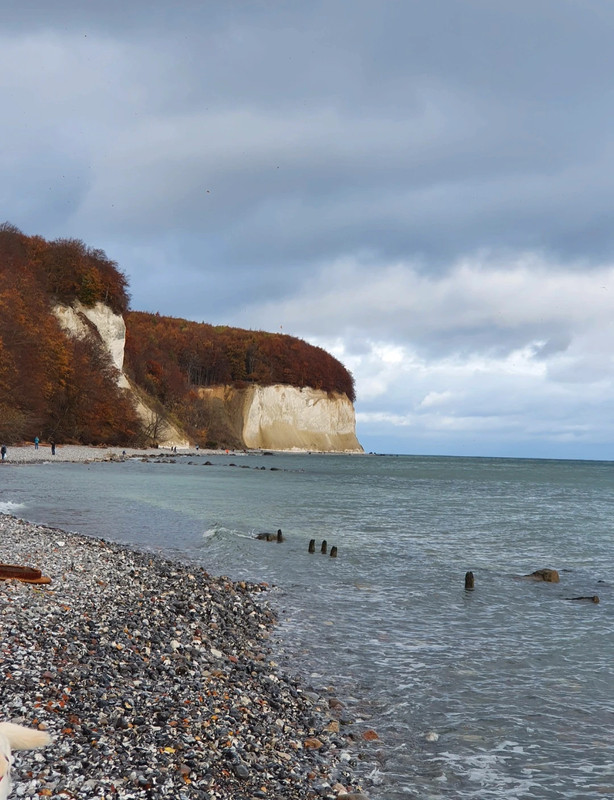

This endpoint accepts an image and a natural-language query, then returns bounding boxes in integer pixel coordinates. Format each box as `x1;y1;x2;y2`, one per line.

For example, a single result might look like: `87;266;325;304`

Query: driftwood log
0;563;51;584
566;595;600;603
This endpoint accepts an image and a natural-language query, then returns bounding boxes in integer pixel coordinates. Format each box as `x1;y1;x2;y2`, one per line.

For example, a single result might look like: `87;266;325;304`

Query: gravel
0;445;207;464
0;515;369;799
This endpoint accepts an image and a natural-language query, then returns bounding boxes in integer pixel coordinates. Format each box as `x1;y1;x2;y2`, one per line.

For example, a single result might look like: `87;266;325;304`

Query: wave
202;524;255;541
0;500;26;514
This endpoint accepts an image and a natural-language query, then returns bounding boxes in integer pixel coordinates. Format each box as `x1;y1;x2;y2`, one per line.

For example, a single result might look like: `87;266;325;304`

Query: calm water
1;453;614;799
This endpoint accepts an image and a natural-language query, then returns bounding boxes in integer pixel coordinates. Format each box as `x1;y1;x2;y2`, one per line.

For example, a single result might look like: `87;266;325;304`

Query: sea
1;452;613;799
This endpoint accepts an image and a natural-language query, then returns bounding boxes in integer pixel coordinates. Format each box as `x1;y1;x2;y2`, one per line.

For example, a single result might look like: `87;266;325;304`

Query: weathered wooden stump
308;539;315;553
321;540;328;554
330;546;338;558
464;570;474;590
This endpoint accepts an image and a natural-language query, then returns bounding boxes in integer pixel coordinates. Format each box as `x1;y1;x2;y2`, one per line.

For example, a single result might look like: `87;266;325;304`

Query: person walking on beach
50;441;56;456
1;445;6;461
34;436;39;450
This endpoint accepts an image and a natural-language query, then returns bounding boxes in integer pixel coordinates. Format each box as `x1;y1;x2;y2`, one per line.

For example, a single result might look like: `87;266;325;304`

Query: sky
2;0;614;459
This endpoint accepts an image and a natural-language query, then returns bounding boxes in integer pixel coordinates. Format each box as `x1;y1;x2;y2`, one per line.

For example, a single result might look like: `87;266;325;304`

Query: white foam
0;501;25;514
366;766;385;785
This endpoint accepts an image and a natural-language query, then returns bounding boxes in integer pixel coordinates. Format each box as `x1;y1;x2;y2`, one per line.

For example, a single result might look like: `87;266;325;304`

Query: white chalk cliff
53;302;189;448
53;302;131;388
53;302;363;452
199;385;363;452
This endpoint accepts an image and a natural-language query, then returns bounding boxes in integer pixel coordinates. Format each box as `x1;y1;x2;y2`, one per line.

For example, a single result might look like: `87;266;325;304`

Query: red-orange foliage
0;223;140;444
124;312;356;402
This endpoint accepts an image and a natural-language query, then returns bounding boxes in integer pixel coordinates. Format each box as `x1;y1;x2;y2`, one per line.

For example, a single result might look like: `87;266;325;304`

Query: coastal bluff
199;384;363;452
0;227;359;449
53;300;362;452
53;301;190;448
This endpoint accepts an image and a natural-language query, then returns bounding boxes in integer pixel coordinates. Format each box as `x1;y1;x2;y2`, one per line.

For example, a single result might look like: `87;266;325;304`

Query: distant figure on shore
34;436;39;450
50;441;56;456
1;445;6;461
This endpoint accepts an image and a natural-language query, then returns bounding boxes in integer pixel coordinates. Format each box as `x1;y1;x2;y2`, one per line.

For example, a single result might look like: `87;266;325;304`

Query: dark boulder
524;569;560;583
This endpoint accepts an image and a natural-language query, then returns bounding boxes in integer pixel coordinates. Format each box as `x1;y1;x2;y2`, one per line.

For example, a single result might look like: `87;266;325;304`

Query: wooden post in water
465;571;475;590
308;539;315;553
321;540;328;554
330;546;338;558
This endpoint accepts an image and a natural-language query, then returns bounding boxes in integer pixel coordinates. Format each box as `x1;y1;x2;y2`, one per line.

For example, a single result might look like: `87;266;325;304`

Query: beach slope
0;515;365;799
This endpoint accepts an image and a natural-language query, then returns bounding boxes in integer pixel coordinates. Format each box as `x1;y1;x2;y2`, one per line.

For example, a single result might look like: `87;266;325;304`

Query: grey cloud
5;1;614;276
533;336;572;360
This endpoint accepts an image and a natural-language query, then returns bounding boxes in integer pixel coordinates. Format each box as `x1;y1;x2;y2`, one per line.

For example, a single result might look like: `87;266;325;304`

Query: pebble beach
0;444;198;464
0;451;370;799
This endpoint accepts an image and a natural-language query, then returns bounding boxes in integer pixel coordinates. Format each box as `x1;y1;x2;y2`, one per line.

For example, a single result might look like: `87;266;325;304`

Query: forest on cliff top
0;224;355;445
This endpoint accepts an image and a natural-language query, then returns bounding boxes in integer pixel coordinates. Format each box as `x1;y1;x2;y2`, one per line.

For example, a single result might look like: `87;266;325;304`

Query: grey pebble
233;763;250;779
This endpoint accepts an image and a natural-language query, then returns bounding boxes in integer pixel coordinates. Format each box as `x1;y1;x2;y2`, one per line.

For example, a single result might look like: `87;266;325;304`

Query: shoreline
0;444;220;464
0;514;369;799
0;444;368;464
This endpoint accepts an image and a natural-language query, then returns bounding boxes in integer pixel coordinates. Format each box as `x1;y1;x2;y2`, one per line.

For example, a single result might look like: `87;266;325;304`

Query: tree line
124;312;355;402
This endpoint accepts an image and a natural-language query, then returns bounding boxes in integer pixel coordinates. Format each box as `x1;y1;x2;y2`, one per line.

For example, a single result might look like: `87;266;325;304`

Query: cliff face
53;302;190;448
1;226;360;449
53;302;130;388
199;385;363;452
53;303;362;452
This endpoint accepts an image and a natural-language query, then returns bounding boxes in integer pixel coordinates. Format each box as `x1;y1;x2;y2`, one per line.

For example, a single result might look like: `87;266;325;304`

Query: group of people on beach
0;438;56;461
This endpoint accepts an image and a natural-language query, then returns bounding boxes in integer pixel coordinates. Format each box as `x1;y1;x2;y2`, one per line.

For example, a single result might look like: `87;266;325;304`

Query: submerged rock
524;568;560;582
566;595;600;603
255;528;284;542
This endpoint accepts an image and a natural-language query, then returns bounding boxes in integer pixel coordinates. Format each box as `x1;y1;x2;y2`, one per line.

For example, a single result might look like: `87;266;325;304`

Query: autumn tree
125;311;356;401
0;223;140;444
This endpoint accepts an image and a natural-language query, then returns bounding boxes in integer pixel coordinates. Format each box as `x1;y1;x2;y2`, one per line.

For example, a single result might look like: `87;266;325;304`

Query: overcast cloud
3;0;614;458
